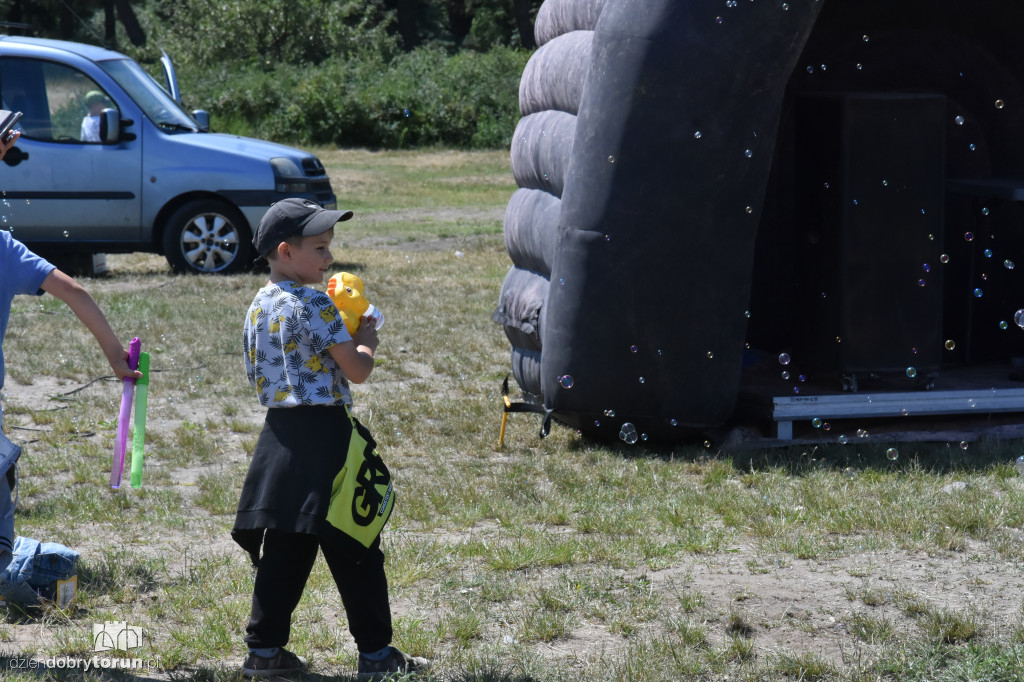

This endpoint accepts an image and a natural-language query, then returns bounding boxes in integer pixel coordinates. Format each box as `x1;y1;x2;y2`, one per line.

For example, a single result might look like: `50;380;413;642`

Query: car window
0;57;118;144
99;58;197;132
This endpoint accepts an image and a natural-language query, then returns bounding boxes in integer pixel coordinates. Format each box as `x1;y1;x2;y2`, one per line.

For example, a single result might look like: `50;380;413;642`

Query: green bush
177;46;528;150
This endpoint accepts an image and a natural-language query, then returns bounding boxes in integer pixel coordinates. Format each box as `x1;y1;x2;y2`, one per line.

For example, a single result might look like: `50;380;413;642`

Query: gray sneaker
357;646;431;680
242;648;308;678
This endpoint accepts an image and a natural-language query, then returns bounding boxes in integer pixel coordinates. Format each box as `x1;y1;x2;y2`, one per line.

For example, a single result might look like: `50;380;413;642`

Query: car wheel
163;199;252;274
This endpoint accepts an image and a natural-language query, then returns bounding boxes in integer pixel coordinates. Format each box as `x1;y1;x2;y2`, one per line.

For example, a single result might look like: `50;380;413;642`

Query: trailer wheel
163;199;252;274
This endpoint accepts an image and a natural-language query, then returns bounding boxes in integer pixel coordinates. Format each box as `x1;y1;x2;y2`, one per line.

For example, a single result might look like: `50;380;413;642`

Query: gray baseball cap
253;198;353;260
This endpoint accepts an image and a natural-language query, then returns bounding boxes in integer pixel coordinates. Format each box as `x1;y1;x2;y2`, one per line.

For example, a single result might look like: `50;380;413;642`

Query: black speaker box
792;93;946;378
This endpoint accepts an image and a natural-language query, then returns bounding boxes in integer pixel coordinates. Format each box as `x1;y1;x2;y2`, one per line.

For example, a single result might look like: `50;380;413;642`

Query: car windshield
98;58;198;132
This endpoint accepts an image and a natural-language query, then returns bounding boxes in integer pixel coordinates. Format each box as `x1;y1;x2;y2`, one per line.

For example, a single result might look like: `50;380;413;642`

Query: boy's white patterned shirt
243;281;353;407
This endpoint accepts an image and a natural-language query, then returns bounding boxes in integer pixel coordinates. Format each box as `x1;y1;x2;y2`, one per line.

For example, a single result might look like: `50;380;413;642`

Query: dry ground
6;367;1024;678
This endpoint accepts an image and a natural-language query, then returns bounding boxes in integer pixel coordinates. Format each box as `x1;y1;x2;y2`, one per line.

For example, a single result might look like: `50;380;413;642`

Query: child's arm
40;269;142;381
327;316;379;384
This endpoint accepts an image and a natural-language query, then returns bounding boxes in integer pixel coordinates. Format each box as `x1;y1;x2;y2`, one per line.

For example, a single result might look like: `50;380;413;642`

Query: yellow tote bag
326;410;394;547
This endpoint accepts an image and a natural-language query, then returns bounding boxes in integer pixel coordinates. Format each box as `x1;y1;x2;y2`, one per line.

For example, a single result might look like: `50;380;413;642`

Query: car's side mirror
99;107;136;143
192;109;210;132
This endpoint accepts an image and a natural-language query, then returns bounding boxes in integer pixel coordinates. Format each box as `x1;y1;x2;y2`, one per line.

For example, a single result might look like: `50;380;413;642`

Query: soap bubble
1015;309;1024;328
969;143;977;151
62;230;70;238
630;345;638;353
973;288;984;298
945;339;956;350
954;115;965;125
964;232;975;242
857;429;869;438
940;254;950;263
744;149;753;158
638;376;646;384
1005;260;1015;270
558;375;574;389
922;263;931;273
984;248;993;258
995;99;1005;109
619;423;639;444
982;207;991;216
1015;455;1024;476
1000;320;1009;330
608;155;616;164
811;417;823;428
781;371;790;380
886;447;899;461
838;435;849;445
906;367;917;378
822;422;831;430
694;130;703;139
604;409;616;417
669;418;678;426
706;351;714;359
918;279;927;287
778;353;791;365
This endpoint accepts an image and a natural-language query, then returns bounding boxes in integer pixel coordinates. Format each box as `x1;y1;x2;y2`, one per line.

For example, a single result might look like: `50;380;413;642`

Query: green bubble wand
130;352;150;489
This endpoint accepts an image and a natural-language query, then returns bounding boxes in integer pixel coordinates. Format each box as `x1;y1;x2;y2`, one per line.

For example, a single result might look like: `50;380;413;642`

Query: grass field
1;148;1023;681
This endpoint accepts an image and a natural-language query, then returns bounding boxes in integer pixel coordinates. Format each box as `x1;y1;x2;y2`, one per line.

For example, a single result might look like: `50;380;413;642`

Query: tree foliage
0;0;542;148
131;0;398;69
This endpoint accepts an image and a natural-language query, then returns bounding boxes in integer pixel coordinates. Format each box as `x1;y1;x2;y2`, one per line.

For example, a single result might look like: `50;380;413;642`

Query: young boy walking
233;198;428;679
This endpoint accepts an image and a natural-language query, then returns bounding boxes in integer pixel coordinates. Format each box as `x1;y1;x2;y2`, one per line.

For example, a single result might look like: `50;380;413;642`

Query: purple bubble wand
111;337;141;489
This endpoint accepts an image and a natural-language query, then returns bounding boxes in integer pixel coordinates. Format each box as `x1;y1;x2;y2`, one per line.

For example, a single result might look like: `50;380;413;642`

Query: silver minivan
0;35;336;273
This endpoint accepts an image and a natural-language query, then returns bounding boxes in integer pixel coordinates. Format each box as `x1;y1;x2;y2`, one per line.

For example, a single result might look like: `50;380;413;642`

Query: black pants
244;527;393;653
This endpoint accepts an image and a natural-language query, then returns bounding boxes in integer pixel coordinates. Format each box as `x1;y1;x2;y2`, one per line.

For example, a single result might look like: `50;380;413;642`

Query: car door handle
2;146;29;166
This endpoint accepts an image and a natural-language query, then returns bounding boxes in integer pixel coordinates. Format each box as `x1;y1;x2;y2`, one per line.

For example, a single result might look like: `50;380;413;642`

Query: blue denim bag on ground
0;536;79;605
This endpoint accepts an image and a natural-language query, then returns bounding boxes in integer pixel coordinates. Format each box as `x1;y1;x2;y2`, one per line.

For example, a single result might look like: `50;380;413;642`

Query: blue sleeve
0;230;55;296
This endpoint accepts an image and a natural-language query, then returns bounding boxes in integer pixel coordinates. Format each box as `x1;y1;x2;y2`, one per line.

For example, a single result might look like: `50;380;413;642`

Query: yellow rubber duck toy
327;272;380;335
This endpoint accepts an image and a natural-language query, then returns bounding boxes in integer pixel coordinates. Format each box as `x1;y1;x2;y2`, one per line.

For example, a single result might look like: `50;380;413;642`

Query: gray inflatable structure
495;0;1024;443
495;0;824;442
